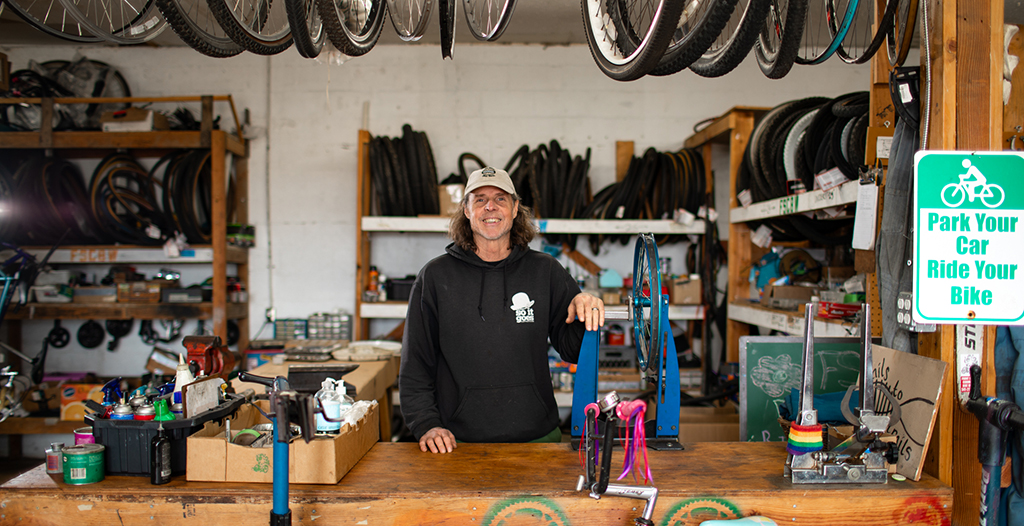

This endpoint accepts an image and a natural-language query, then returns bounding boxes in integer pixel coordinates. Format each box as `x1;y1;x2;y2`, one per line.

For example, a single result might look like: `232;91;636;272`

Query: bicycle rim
57;0;167;43
208;0;294;55
886;0;917;66
156;0;244;57
581;0;684;81
650;0;739;77
287;0;326;57
754;0;806;79
686;0;769;78
318;0;387;56
794;0;859;65
2;0;102;41
386;0;432;41
462;0;515;41
835;0;896;64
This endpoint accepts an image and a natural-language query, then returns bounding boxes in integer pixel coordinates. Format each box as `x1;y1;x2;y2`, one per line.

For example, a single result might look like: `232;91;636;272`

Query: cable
921;0;932;149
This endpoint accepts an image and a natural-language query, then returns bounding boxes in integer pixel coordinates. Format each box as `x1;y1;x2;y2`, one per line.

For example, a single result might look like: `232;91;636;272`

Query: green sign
913;151;1024;324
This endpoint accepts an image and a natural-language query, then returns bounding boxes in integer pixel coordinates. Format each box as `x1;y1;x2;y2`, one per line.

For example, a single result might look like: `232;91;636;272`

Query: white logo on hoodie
510;292;535;324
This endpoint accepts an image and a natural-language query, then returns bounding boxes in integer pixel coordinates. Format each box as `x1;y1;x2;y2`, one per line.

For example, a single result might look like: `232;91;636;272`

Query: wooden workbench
0;442;951;525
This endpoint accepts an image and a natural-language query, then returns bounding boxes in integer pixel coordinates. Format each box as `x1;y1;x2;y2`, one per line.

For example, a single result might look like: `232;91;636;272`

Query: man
400;166;605;454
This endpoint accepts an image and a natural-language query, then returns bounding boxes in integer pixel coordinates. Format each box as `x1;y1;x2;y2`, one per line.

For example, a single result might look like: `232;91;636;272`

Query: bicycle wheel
648;0;740;77
794;0;859;65
462;0;514;41
886;0;917;66
835;0;896;64
287;0;326;57
686;0;769;78
439;0;454;57
632;233;662;376
57;0;167;44
581;0;685;81
754;0;806;79
156;0;244;57
318;0;387;56
208;0;293;55
386;0;432;41
2;0;102;42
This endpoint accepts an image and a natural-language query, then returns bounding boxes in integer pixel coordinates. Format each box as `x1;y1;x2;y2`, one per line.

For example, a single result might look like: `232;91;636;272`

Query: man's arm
399;270;451;448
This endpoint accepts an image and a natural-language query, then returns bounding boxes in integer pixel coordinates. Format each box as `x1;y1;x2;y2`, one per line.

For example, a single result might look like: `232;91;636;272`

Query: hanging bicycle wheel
753;0;806;79
439;0;454;57
208;0;293;55
648;0;740;77
686;0;769;78
156;0;244;57
287;0;326;57
632;233;662;376
2;0;102;42
794;0;859;65
386;0;432;41
317;0;387;56
462;0;515;41
886;0;917;66
834;0;895;64
581;0;685;81
57;0;167;44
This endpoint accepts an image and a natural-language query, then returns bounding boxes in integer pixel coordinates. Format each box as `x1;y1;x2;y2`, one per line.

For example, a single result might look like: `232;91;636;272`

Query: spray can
110;398;134;420
46;442;65;474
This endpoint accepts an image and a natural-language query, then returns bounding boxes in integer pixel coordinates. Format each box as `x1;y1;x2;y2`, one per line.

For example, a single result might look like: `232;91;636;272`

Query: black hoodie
399;243;584;442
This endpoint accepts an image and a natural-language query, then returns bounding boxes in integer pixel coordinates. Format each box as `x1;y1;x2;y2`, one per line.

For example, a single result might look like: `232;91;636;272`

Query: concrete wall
0;43;870;376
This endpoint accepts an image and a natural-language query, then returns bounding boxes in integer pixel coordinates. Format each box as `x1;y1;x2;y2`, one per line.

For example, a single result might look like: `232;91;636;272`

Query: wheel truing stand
571;234;682;450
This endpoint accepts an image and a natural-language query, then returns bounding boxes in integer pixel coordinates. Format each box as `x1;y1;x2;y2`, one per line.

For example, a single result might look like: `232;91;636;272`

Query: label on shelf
814;167;848;192
738;189;752;208
751;225;773;248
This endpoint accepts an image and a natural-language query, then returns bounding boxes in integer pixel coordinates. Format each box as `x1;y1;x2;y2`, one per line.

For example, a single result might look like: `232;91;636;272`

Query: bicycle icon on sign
941;159;1006;208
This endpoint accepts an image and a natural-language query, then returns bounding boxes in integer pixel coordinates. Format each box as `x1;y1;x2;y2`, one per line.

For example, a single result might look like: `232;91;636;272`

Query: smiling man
399;167;605;453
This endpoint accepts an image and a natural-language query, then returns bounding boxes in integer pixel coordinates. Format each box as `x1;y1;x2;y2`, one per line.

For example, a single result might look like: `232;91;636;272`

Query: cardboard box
100;107;170;132
601;291;621;305
760;284;818;311
671;276;702;305
187;400;379;484
60;383;104;420
438;184;464;215
678;403;739;442
117;281;162;303
146;347;180;376
73;286;118;303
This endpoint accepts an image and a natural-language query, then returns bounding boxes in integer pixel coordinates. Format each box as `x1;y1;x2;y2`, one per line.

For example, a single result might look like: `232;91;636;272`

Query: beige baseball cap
465;167;517;197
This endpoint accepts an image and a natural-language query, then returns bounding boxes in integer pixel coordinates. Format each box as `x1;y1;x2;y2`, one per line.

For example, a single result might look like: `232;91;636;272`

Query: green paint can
62;443;105;485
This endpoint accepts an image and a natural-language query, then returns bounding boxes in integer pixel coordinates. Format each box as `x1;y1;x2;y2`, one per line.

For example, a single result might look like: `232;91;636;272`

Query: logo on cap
481;167;497;177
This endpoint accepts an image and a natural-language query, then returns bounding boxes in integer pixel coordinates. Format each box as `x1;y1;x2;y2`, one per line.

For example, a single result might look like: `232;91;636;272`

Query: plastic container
386;275;417;301
85;395;245;477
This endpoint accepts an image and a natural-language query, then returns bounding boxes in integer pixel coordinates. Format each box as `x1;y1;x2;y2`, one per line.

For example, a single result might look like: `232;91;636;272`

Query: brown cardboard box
678;403;739;442
117;281;162;303
100;107;170;132
671;276;702;305
601;291;621;305
760;284;818;310
187;400;379;484
438;184;464;216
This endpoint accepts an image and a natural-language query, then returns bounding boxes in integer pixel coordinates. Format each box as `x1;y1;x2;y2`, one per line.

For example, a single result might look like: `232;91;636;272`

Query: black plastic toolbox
85;394;246;477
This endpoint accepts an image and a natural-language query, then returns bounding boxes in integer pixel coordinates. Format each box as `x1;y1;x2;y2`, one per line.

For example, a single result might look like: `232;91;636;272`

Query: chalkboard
739;336;863;443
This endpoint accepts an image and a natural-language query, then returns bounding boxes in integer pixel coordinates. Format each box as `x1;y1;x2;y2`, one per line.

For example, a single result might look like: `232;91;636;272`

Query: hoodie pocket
449;383;547;432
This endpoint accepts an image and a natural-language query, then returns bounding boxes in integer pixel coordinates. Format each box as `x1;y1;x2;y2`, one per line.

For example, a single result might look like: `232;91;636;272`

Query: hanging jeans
995;326;1024;526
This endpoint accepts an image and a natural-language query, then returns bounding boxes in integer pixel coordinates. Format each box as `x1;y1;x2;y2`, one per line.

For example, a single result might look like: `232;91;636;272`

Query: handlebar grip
238;371;275;387
1005;406;1024;432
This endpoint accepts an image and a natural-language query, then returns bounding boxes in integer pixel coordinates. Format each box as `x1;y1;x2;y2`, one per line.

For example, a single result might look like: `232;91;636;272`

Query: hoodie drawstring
477;263;511;322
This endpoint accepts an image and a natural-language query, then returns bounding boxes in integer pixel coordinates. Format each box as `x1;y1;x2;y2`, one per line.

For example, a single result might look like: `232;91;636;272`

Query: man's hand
419;427;457;453
567;292;605;331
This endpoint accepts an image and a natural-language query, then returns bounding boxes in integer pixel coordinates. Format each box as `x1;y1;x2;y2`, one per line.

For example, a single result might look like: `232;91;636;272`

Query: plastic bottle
315;378;342;434
173;354;195;405
368;266;379;292
337;381;355;419
151;423;172;485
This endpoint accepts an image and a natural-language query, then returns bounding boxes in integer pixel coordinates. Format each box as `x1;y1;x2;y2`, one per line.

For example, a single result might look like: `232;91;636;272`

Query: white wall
0;42;869;375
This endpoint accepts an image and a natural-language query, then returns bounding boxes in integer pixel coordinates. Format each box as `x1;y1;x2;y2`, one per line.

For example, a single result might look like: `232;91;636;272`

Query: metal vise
183;335;238;380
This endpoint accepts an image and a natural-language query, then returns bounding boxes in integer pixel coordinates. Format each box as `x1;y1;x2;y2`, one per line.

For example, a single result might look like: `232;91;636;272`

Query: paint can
45;442;65;474
62;443;105;485
170;402;183;419
74;427;95;445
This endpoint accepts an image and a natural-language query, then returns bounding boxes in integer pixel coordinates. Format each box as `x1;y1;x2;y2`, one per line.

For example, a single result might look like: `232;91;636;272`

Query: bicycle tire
649;0;740;77
156;0;244;57
38;60;132;130
794;0;859;65
835;0;897;64
886;0;917;67
439;0;455;58
462;0;516;41
57;0;167;44
318;0;387;56
581;0;685;81
387;0;432;41
208;0;293;55
1;0;102;42
754;0;806;79
780;107;817;184
831;90;869;117
686;0;769;78
756;98;827;199
287;0;326;57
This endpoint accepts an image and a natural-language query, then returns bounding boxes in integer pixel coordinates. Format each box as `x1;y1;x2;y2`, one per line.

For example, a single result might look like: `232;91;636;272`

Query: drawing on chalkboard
749;354;801;397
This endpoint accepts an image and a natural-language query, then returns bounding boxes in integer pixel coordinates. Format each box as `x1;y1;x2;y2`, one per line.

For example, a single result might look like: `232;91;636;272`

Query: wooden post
615;141;634;182
355;130;373;340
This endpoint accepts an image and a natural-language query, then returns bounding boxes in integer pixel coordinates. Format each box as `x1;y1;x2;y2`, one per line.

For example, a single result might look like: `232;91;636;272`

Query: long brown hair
448;196;538;253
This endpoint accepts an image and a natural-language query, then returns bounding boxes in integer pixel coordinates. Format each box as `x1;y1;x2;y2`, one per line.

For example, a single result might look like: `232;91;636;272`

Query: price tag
814;167;849;192
751;225;773;248
738;189;753;208
852;183;879;250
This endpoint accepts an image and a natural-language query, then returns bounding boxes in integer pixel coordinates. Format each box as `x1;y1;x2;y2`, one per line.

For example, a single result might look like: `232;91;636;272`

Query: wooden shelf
361;301;704;321
727;301;860;338
0;417;81;435
20;245;248;265
0;130;245;156
729;181;860;223
5;302;248;321
361;217;706;235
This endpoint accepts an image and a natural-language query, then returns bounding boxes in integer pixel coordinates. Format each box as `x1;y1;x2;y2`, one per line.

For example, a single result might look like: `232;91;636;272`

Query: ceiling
0;0;589;49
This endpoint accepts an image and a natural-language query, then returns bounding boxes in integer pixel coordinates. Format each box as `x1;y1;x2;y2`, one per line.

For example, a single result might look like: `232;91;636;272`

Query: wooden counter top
0;442;951;525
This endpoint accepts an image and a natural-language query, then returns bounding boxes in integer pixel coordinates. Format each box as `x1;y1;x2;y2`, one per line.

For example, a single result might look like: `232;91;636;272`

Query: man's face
464;186;519;242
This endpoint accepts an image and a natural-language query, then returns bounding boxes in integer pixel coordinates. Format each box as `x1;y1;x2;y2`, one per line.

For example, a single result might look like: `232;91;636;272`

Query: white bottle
336;380;355;419
173;354;195;405
315;378;342;434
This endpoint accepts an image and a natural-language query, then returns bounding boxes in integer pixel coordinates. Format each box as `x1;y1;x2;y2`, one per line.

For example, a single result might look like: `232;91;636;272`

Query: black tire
755;98;827;199
754;0;806;79
687;0;770;77
439;0;455;58
886;0;917;67
287;0;327;57
57;0;168;44
581;0;685;81
207;0;294;55
157;0;245;57
831;91;869;117
836;0;897;64
649;0;741;77
318;0;387;56
1;0;102;42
